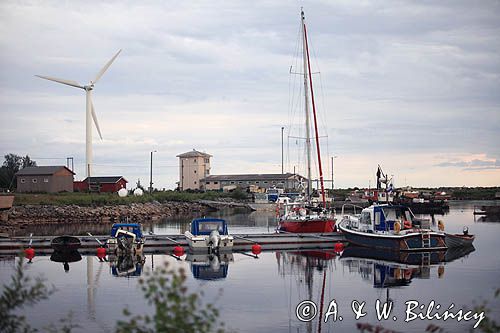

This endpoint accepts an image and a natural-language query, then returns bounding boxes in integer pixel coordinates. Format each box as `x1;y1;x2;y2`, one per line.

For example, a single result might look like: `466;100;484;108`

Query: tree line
0;153;37;191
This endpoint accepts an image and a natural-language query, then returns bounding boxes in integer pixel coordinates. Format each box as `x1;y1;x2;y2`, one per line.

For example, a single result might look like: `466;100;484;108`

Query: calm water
1;201;499;332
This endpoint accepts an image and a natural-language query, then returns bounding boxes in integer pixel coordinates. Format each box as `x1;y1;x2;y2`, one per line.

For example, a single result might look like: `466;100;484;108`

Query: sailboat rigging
278;10;336;234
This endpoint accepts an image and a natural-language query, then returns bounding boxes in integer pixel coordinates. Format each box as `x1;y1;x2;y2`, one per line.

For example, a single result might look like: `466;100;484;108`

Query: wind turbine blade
35;75;84;89
92;49;122;84
91;100;103;140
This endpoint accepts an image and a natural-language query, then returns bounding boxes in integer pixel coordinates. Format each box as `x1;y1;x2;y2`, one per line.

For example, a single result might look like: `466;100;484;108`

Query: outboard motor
209;254;221;271
208;229;221;253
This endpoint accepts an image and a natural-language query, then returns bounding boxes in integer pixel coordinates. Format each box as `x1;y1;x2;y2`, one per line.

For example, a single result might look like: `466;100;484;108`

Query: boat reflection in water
276;249;338;333
50;250;82;272
185;252;234;280
109;254;146;278
340;245;475;287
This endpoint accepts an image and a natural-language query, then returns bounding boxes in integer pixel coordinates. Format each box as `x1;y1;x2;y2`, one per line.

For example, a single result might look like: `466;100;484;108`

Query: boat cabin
110;223;143;239
355;204;416;232
190;218;228;236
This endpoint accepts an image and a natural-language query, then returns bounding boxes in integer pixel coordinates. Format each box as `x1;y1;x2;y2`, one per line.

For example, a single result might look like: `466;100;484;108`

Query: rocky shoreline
0;201;212;234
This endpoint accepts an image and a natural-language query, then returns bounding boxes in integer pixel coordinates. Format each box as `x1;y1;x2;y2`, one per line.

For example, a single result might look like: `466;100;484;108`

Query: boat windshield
381;207;407;221
360;212;371;225
191;218;228;236
199;222;224;233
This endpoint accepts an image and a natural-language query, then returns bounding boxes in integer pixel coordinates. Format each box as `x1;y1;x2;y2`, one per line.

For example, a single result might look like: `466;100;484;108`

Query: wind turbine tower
36;49;122;178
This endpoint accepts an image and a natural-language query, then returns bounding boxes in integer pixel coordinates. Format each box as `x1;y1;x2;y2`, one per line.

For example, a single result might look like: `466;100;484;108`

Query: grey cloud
1;1;499;187
436;158;500;170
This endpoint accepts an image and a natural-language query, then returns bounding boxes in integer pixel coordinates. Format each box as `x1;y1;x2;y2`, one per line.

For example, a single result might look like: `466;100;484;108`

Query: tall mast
301;10;312;200
303;10;327;208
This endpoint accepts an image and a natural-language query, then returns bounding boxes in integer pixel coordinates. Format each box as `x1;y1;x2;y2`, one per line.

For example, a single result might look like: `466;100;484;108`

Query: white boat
184;218;234;253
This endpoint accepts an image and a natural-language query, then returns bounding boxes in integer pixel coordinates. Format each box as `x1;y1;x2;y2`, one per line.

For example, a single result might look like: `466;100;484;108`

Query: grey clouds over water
1;1;499;187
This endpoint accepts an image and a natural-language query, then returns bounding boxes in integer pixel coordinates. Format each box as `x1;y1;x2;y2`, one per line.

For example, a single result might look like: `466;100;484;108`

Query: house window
214;181;218;184
205;158;209;163
230;181;235;184
32;178;37;183
264;181;268;184
206;182;210;184
238;181;243;184
194;170;197;174
194;159;197;163
44;178;49;183
206;169;210;175
20;178;26;183
256;181;260;184
194;181;197;184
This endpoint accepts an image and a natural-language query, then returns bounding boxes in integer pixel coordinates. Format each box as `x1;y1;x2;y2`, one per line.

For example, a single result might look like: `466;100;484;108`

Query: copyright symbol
296;300;317;322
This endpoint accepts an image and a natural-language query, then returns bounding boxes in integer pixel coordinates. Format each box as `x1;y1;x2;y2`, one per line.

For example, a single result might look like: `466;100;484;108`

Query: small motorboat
184;218;234;253
51;235;81;252
445;227;475;248
107;223;145;255
339;204;447;251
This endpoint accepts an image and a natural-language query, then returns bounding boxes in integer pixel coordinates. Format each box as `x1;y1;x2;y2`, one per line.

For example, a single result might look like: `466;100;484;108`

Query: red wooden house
74;176;128;193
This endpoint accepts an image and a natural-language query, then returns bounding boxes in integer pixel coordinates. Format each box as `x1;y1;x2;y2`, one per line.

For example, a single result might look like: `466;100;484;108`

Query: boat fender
438;220;445;231
299;208;307;217
463;226;469;235
394;221;401;234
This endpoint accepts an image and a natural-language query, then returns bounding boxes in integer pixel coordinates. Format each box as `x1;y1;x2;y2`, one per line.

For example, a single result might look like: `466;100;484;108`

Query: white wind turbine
36;49;122;178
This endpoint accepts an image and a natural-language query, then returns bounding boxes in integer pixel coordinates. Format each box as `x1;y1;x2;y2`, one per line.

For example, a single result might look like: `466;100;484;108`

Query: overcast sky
1;0;499;189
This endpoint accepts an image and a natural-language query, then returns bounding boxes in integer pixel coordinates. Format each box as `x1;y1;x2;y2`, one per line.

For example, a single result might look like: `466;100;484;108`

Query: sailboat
278;10;336;233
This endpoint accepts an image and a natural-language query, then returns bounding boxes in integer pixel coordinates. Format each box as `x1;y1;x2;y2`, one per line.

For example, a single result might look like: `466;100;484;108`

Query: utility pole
331;156;337;189
149;150;157;194
281;126;284;174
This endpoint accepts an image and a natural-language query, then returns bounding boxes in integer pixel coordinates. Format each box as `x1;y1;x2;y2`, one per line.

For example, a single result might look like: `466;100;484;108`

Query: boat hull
444;233;475;248
339;224;447;251
279;218;335;233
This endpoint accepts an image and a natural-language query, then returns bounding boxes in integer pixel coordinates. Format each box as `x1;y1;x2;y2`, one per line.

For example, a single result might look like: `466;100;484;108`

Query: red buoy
24;247;35;261
251;243;262;255
97;247;107;259
334;242;344;253
173;245;185;257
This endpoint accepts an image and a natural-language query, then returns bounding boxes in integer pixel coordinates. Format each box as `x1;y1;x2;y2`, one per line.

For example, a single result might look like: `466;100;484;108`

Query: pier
0;232;346;256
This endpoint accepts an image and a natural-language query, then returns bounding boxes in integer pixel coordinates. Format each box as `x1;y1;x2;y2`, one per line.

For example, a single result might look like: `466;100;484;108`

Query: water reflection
341;246;474;266
50;250;82;272
109;254;146;278
340;245;475;288
185;252;234;280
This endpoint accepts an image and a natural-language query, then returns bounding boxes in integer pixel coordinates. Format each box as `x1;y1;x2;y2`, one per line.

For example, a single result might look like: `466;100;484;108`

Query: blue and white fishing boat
338;204;447;251
107;223;145;255
184;218;234;253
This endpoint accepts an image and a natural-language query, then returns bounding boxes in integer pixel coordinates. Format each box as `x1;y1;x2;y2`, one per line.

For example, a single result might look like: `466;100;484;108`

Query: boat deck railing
341;203;365;216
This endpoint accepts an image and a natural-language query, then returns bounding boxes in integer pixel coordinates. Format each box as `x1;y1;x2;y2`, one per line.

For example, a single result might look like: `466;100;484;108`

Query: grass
12;190;244;207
